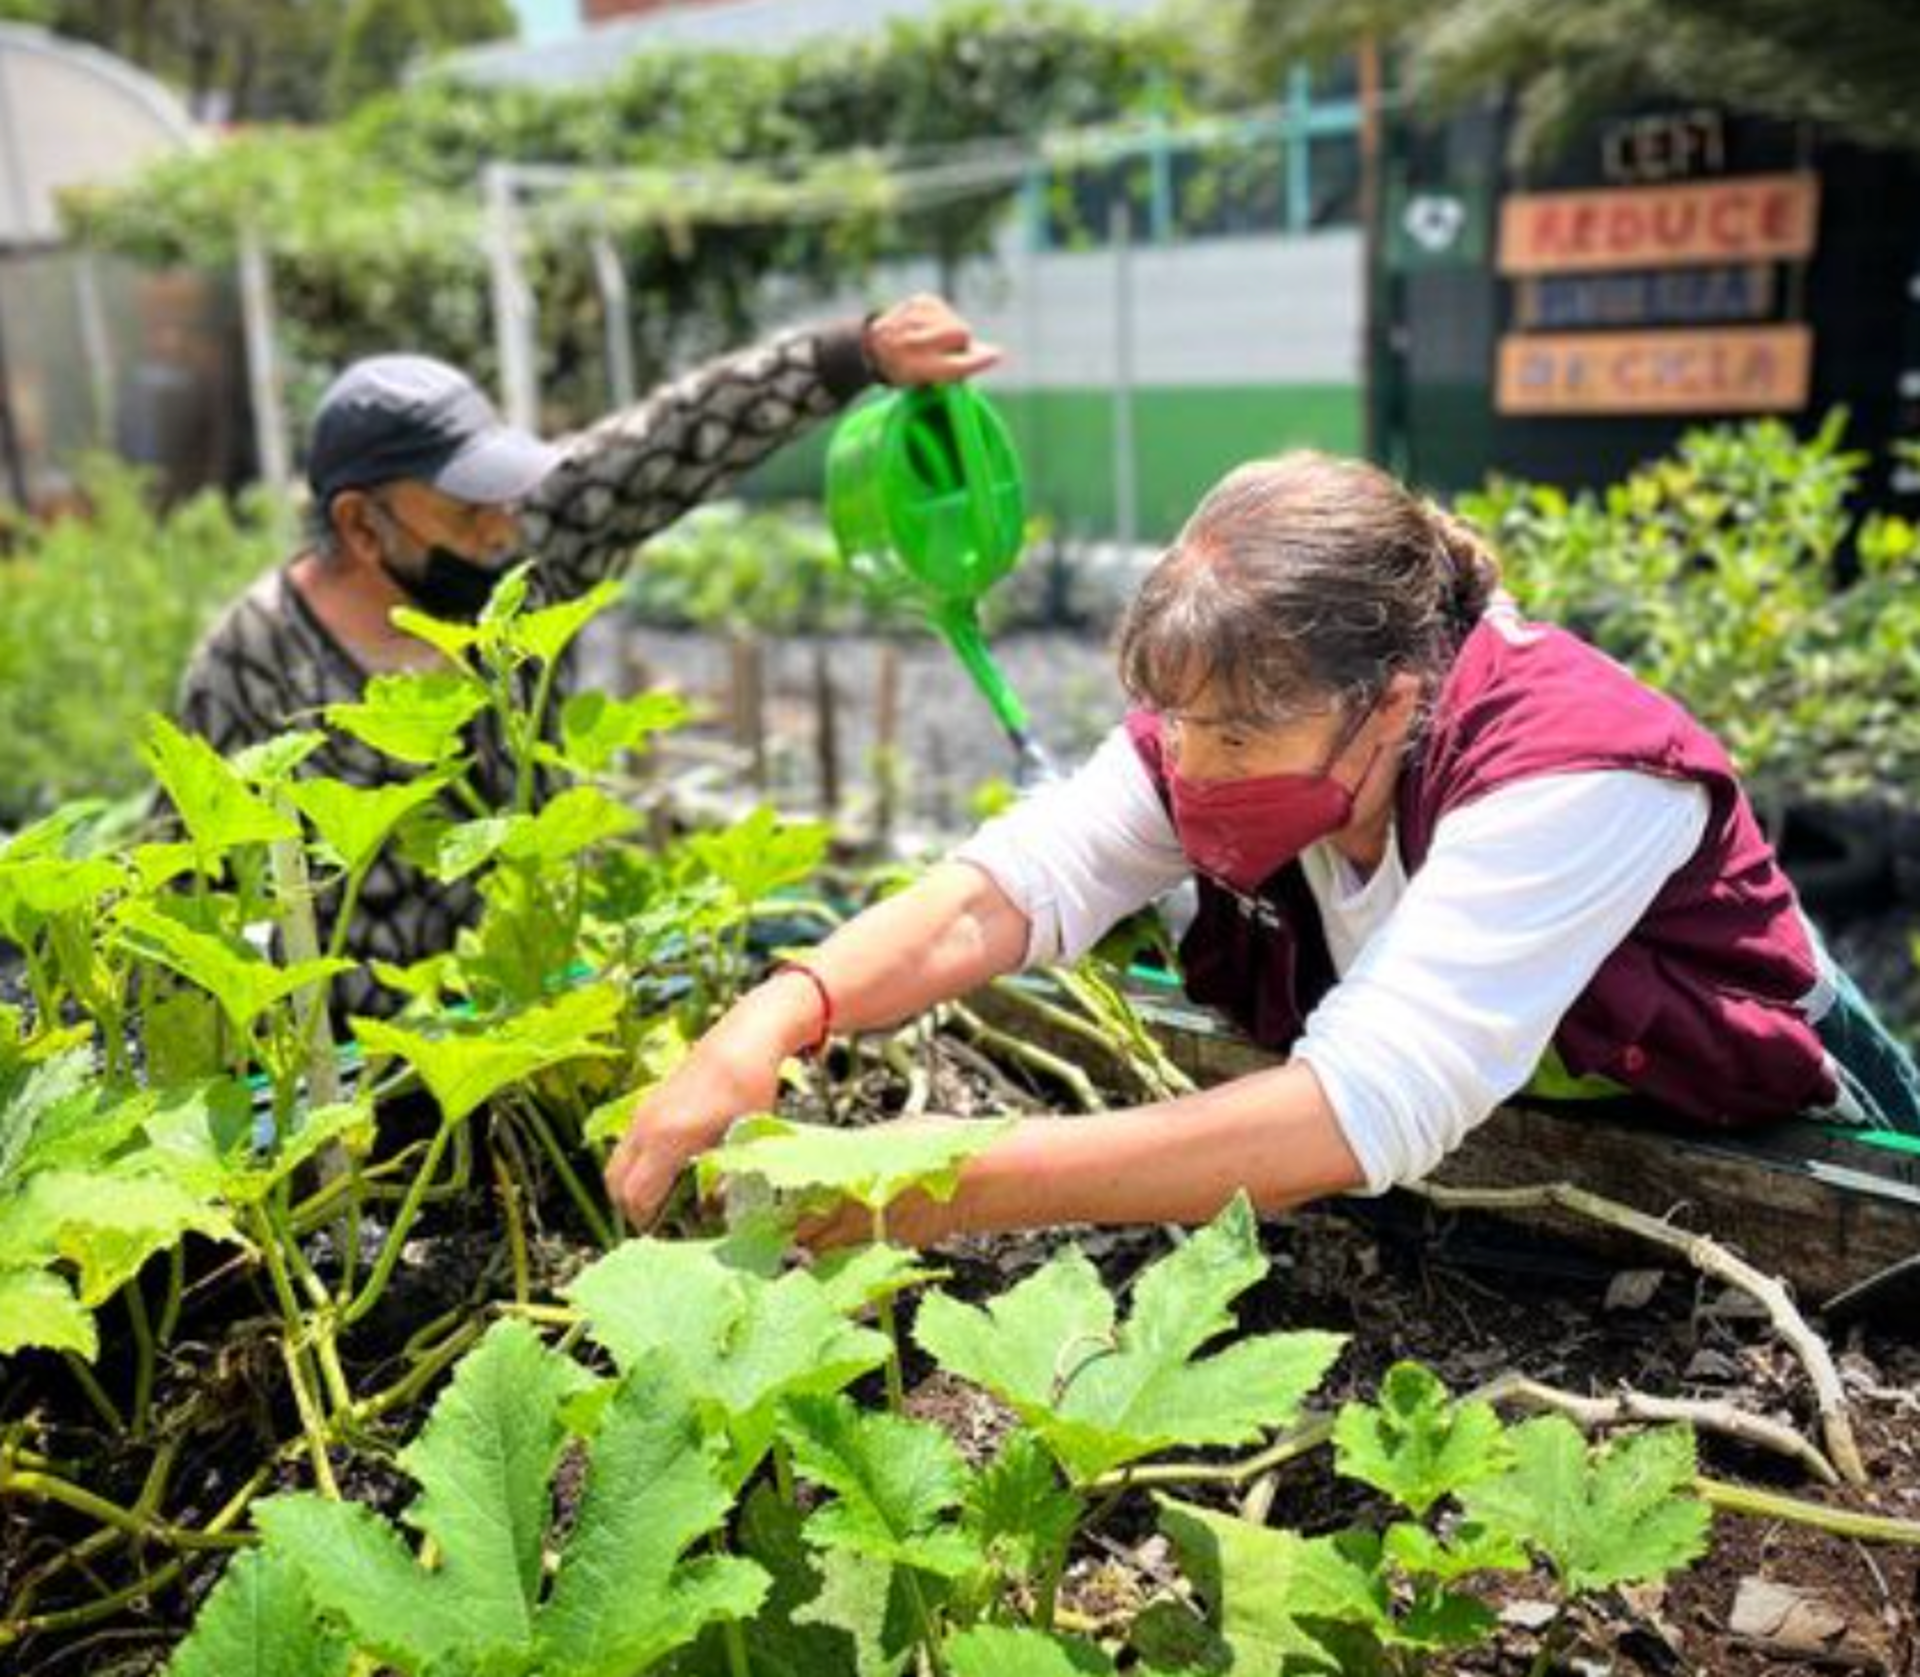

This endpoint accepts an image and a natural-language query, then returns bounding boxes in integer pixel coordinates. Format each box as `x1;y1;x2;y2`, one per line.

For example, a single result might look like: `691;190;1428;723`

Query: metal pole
73;252;117;449
589;231;637;410
485;163;539;431
238;226;293;498
1109;195;1137;551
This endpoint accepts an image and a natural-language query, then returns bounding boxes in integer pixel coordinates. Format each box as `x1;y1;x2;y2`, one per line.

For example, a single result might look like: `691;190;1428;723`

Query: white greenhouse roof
0;24;197;246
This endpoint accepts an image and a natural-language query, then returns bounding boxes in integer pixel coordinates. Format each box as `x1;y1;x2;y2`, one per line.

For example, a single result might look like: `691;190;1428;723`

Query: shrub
0;460;282;821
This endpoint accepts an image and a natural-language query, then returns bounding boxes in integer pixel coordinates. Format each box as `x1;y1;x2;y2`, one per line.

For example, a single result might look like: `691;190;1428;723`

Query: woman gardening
606;451;1920;1243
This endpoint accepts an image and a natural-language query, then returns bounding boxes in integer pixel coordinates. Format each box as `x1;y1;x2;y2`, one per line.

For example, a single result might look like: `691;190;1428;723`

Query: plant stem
343;1116;459;1326
61;1353;126;1434
1698;1476;1920;1546
0;1464;246;1552
872;1207;907;1413
155;1244;185;1346
519;1098;615;1249
722;1615;753;1677
124;1282;156;1439
899;1568;949;1677
492;1143;532;1307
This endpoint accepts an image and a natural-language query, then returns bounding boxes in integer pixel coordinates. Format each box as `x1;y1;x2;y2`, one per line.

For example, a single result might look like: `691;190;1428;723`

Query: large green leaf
698;1116;1015;1218
144;715;299;856
537;1364;769;1677
0;1264;96;1358
502;784;637;864
1458;1417;1711;1594
389;606;484;663
14;1080;160;1181
0;1167;243;1309
116;901;352;1034
1332;1362;1510;1518
566;1236;890;1486
947;1626;1116;1677
143;1083;373;1208
259;1322;748;1677
558;689;691;773
1158;1497;1391;1675
399;1317;593;1653
511;579;623;667
288;774;449;876
166;1548;349;1677
351;984;623;1123
781;1393;982;1580
252;1498;475;1673
686;805;832;908
323;670;487;766
915;1196;1345;1483
0;855;125;943
0;1048;96;1188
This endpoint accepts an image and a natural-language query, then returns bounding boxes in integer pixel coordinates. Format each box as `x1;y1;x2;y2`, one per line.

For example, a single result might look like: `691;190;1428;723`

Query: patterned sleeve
519;318;874;601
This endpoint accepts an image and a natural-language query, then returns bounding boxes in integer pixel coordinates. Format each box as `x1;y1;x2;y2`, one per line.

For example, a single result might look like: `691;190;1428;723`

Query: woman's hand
603;977;818;1230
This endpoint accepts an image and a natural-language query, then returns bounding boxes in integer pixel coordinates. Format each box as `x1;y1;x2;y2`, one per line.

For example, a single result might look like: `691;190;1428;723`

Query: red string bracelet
774;962;834;1059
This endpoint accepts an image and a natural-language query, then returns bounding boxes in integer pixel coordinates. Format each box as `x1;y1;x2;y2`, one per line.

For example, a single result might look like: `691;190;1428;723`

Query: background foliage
65;2;1196;432
0;460;281;822
1209;0;1920;159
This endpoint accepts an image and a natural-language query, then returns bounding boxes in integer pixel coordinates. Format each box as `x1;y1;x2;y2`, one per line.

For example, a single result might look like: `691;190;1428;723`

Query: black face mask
366;498;514;624
380;546;507;624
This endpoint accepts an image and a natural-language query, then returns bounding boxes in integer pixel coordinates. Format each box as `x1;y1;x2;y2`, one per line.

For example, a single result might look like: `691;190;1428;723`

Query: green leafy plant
230;1319;767;1677
1460;413;1920;813
0;458;282;822
915;1193;1345;1485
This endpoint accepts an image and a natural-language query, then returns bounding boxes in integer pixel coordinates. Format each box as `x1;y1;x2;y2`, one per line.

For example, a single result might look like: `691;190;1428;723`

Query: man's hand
863;294;1001;387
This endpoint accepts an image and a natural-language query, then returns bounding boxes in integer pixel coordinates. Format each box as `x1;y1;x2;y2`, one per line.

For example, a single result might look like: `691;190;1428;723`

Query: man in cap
176;296;996;1004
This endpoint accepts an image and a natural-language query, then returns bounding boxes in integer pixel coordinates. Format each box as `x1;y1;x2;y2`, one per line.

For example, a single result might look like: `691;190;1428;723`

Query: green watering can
826;382;1051;781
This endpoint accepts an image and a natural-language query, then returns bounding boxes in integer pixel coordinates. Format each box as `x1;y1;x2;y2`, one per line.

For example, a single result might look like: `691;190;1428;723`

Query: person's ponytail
1426;505;1502;625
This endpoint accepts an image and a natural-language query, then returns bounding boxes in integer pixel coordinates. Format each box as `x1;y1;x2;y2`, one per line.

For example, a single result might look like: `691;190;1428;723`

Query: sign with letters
1495;325;1813;415
1498;173;1819;275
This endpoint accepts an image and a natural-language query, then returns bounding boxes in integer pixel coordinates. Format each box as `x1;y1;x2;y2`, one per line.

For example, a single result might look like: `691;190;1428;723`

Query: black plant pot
1774;798;1894;918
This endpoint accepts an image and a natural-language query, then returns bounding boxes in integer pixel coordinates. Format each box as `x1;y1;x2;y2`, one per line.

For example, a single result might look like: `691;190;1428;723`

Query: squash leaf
698;1116;1014;1217
781;1392;983;1580
351;984;622;1122
566;1235;891;1486
165;1548;349;1677
915;1195;1344;1483
144;715;299;857
257;1322;764;1677
947;1626;1116;1677
0;1265;96;1359
1332;1362;1510;1518
116;900;352;1035
288;774;449;876
1458;1417;1711;1594
324;670;487;766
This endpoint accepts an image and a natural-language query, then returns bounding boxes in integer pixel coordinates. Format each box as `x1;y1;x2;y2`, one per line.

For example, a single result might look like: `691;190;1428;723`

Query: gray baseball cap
307;354;561;507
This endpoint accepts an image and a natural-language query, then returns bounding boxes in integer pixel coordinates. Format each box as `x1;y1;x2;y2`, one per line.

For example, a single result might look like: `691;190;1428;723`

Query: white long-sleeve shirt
953;727;1708;1192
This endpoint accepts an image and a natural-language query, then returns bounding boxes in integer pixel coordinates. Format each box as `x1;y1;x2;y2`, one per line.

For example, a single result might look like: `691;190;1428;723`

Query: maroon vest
1127;609;1836;1126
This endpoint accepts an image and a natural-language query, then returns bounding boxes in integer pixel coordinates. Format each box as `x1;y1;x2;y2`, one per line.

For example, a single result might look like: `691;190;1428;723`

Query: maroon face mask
1166;708;1381;894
